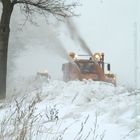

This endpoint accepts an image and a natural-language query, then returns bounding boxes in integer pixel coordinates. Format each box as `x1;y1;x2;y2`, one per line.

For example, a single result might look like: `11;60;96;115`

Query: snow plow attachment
62;52;116;86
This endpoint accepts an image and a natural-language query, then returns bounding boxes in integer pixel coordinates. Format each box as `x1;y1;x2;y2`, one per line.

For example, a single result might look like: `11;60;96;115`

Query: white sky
1;1;139;89
73;0;140;88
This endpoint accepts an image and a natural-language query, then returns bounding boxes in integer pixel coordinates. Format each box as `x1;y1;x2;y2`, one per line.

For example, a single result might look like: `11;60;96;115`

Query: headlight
93;53;101;61
69;52;77;59
44;70;48;74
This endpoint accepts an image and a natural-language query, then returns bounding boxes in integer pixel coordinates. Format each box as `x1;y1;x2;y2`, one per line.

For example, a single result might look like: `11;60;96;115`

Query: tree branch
13;0;78;18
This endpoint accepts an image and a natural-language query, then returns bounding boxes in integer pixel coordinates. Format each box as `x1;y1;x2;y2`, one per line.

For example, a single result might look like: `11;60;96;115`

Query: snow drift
0;80;140;140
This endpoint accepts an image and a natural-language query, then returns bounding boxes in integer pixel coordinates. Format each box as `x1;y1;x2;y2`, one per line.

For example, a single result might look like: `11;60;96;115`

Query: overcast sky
73;0;139;88
13;0;140;88
1;1;139;89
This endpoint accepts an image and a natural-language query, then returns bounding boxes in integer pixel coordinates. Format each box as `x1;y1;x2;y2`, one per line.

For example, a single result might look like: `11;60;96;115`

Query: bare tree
0;0;78;99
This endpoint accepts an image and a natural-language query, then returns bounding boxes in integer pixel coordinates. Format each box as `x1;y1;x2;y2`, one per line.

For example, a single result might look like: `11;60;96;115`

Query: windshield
76;62;96;73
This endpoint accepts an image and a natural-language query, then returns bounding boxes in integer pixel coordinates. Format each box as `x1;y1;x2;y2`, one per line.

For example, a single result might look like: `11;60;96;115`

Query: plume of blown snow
66;18;92;55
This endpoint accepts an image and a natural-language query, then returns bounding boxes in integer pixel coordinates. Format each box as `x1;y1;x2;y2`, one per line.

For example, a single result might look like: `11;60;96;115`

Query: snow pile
0;80;140;140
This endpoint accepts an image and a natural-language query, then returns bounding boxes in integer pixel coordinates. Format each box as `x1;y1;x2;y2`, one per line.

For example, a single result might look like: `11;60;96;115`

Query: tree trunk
0;1;13;99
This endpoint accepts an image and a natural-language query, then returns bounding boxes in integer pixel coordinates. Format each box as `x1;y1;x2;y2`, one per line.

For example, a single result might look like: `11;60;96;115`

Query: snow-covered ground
0;79;140;140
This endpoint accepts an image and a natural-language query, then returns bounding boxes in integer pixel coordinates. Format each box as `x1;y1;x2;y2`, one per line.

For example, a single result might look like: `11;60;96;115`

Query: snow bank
0;80;140;140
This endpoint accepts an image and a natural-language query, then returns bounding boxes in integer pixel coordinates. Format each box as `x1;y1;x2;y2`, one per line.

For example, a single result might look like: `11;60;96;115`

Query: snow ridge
0;80;140;140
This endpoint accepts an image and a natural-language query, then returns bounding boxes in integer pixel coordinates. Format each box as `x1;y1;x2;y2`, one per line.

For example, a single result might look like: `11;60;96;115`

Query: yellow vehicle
62;52;116;85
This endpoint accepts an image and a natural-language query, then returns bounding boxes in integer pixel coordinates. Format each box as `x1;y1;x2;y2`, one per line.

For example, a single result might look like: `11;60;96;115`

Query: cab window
77;62;96;73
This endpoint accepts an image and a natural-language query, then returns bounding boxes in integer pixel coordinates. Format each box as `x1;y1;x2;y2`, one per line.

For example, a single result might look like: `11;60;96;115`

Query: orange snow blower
62;52;116;85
